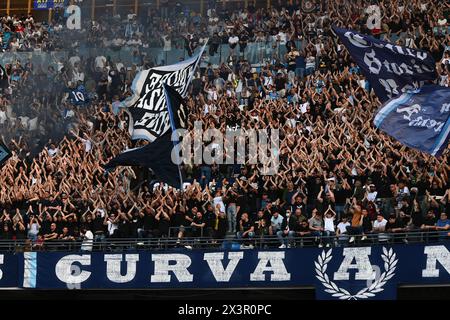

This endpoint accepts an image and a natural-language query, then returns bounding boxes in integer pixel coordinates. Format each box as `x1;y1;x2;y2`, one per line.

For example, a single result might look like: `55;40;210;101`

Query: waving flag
119;43;206;142
69;85;91;106
333;27;437;102
0;65;8;89
0;140;12;168
374;85;450;156
106;84;188;189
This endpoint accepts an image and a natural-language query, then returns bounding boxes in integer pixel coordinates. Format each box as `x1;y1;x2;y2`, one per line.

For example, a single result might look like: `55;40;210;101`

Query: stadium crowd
0;0;450;250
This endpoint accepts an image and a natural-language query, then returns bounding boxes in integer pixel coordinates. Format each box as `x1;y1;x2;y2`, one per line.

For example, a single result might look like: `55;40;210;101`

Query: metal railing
1;230;449;253
0;39;304;69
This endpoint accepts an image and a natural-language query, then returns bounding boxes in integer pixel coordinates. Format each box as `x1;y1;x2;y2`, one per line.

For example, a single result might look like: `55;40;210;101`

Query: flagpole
163;84;184;190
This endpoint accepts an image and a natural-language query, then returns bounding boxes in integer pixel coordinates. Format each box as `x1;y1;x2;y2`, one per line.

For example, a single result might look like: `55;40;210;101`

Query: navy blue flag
333;27;437;102
0;141;12;168
105;84;188;189
374;85;450;156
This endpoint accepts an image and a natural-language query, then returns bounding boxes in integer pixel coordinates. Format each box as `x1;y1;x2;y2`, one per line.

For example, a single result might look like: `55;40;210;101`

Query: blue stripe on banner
23;252;37;288
373;92;413;128
431;115;450;156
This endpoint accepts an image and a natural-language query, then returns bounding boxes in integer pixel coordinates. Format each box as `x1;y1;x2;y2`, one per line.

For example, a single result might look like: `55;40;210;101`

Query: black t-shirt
334;187;351;205
157;217;171;236
241;219;252;232
363;217;372;232
92;217;105;233
275;77;286;91
422;216;436;227
171;211;186;227
386;219;404;231
411;211;423;228
203;211;216;228
253;218;268;235
142;213;156;230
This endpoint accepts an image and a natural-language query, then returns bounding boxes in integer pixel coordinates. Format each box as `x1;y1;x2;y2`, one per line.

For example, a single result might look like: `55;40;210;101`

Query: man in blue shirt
436;213;450;240
295;52;306;80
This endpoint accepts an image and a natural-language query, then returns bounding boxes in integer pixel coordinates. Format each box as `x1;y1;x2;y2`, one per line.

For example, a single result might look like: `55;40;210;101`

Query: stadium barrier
0;241;447;300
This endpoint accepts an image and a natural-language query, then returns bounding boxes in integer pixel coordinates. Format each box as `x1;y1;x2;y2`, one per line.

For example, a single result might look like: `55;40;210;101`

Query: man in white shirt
80;227;94;252
372;213;389;242
228;34;239;52
373;214;387;232
95;55;107;69
270;211;284;234
323;207;336;247
367;184;378;202
47;143;59;157
336;216;350;245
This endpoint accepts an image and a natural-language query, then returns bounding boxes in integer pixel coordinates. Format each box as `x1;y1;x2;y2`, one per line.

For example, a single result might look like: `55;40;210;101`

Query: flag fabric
333;27;437;102
119;43;206;142
0;65;8;89
374;85;450;156
69;85;90;106
105;84;188;189
0;141;12;168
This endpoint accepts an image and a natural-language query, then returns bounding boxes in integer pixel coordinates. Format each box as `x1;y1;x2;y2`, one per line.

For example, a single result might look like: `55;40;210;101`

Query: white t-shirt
0;110;7;124
324;217;335;232
367;191;378;202
373;218;387;231
47;147;59;157
107;220;118;236
438;18;447;26
95;56;107;69
213;196;225;213
228;36;239;45
162;35;172;51
69;56;81;67
398;186;410;196
271;215;284;231
337;221;350;234
81;230;94;251
300;102;309;114
80;138;92;153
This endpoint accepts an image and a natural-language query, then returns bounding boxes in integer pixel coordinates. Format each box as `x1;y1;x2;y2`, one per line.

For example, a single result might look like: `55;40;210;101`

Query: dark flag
333;27;437;102
0;65;8;90
0;140;12;168
374;85;450;156
105;84;188;189
117;43;206;142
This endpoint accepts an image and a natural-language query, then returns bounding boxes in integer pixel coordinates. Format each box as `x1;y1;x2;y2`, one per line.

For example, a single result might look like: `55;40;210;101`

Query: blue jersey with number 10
69;85;90;106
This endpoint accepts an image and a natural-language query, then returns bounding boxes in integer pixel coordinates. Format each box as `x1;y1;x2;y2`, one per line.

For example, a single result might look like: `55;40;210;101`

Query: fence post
6;0;10;15
28;0;32;14
91;0;96;20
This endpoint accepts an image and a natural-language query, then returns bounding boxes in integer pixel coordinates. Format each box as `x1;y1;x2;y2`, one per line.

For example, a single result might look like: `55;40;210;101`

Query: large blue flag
333;27;437;102
374;85;450;156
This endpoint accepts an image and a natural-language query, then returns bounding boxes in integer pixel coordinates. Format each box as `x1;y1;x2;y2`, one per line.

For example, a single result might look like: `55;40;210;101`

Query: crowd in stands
0;0;450;250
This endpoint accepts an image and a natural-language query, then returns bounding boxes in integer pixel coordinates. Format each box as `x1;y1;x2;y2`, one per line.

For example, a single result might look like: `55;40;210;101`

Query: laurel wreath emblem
315;247;397;300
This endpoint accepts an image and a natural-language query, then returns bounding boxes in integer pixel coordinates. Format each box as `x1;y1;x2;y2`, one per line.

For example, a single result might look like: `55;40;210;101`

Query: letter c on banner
55;255;91;285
